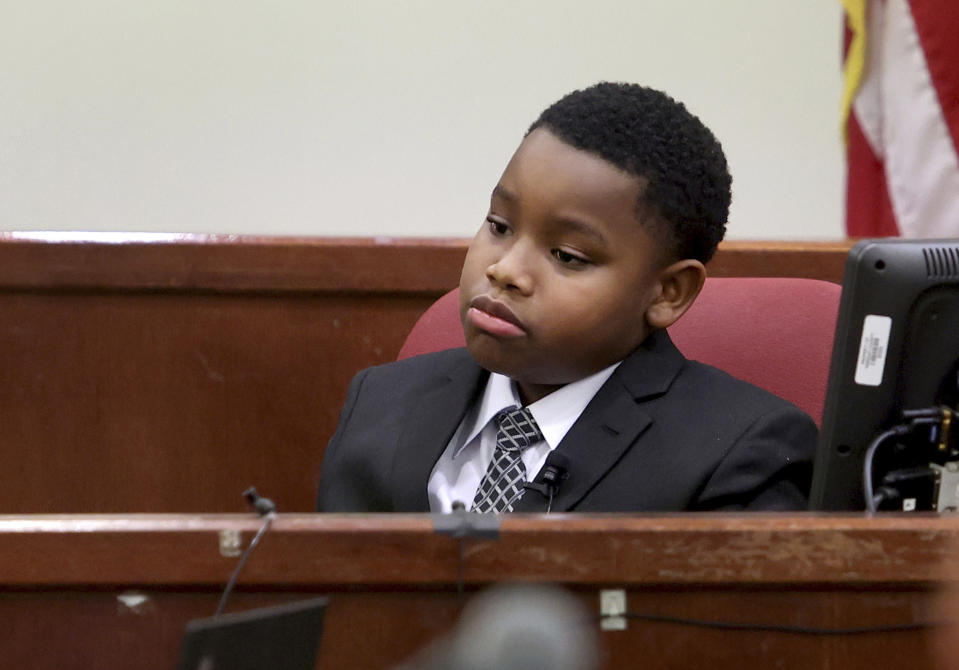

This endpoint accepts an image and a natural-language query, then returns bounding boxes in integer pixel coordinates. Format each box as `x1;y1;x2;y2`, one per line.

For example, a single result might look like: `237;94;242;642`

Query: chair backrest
397;277;842;425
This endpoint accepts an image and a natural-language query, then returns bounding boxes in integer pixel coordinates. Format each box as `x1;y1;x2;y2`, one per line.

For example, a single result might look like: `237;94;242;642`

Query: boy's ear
645;259;707;330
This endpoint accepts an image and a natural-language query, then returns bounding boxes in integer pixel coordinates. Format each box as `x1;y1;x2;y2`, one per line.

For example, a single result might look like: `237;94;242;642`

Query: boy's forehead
490;128;673;267
495;128;647;215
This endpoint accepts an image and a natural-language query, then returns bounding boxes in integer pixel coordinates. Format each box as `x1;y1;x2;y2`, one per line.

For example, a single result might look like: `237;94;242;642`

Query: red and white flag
842;0;959;237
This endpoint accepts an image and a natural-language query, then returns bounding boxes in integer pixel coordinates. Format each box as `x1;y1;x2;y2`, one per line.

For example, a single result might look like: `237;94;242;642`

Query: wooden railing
0;513;954;670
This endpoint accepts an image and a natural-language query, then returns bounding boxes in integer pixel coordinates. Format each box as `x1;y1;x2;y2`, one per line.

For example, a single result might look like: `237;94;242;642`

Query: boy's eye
486;218;510;235
552;248;589;267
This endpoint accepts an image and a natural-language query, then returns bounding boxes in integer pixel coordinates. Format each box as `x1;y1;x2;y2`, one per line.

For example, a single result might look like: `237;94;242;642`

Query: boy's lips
467;295;527;338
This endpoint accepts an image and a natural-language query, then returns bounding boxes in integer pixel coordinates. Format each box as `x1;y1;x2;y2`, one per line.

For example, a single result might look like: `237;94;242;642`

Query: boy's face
459;128;670;404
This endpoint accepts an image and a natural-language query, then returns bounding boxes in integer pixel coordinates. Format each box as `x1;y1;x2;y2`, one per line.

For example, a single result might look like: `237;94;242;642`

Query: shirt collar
453;362;621;457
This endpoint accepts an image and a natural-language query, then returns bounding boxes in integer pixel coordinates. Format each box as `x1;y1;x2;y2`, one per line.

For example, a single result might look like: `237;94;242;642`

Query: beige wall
1;1;844;240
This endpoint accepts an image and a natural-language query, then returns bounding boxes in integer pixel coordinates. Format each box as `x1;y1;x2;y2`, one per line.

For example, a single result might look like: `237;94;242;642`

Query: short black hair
528;82;731;263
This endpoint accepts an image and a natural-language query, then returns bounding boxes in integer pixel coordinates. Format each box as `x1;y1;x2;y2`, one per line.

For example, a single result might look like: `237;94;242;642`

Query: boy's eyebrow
491;184;608;245
490;184;515;202
552;217;609;246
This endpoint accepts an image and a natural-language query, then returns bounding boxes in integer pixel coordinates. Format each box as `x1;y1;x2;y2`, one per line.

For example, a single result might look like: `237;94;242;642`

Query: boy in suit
318;82;816;513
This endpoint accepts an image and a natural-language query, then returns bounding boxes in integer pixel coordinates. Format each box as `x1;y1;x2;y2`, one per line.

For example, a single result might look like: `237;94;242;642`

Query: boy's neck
516;380;565;406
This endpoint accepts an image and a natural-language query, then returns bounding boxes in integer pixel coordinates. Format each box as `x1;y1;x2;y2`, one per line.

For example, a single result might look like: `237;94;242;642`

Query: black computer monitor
809;239;959;511
176;597;328;670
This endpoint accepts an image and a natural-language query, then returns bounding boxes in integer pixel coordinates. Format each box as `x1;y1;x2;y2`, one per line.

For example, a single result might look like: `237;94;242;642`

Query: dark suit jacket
317;329;817;512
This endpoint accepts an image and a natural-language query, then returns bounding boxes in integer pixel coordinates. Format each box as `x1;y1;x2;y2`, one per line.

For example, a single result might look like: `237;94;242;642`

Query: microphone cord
215;487;277;618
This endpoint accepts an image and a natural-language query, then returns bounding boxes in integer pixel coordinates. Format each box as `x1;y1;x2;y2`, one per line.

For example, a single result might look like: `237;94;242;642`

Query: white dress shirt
427;362;620;513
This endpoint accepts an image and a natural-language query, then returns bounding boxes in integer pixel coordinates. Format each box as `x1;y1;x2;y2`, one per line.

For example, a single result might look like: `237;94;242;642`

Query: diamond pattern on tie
471;405;544;513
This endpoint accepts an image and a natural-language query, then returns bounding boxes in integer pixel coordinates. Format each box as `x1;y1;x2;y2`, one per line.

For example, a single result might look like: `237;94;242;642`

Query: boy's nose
486;244;533;295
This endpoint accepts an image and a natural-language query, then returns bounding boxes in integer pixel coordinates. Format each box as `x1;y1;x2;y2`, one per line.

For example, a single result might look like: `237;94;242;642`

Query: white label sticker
854;315;892;386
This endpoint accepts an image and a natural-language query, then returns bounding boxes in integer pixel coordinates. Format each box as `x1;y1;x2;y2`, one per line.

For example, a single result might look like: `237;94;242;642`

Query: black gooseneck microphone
524;452;570;513
215;487;277;617
243;486;277;517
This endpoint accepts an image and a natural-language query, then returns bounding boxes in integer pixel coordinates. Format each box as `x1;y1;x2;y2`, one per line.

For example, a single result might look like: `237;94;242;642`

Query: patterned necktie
471;405;544;513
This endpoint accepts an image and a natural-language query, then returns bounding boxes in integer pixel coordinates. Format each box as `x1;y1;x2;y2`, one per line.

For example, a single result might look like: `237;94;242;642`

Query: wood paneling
0;234;852;290
0;513;953;670
0;235;854;513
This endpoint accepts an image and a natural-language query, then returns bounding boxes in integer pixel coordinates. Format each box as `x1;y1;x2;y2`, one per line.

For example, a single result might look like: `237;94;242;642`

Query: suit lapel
390;352;487;511
513;329;686;512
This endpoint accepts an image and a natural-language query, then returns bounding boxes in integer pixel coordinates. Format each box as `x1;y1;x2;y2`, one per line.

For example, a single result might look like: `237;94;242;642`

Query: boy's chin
464;337;512;375
465;336;533;380
465;338;580;387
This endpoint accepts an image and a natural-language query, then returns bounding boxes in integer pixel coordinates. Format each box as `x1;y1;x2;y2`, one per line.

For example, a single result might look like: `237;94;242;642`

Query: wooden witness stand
7;235;947;668
2;513;957;670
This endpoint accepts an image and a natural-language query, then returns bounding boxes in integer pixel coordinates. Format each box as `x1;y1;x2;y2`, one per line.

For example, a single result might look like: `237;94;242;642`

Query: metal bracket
219;528;242;557
600;589;627;631
432;509;500;539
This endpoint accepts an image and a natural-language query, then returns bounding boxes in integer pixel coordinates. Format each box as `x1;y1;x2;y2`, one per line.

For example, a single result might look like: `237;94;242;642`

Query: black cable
602;612;944;636
215;488;277;618
862;409;952;512
215;513;274;618
862;425;908;512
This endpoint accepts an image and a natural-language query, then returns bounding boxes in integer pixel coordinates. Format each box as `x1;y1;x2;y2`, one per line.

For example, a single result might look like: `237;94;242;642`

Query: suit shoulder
677;359;813;420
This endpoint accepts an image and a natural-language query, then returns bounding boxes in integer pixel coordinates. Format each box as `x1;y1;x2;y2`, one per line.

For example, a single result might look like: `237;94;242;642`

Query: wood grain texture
0;513;959;588
0;514;953;670
0;513;955;586
0;234;852;290
0;235;854;513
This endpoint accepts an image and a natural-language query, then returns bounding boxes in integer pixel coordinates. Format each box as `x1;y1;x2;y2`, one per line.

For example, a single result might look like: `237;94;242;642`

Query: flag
842;0;959;238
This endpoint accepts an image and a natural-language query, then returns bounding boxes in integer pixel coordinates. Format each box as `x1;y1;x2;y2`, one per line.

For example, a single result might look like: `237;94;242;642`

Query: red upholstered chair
397;278;842;425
